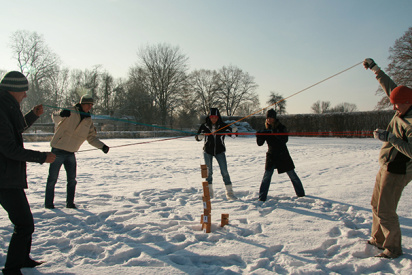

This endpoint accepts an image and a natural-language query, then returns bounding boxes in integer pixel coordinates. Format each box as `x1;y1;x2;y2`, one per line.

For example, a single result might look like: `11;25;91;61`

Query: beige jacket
376;70;412;174
50;105;104;153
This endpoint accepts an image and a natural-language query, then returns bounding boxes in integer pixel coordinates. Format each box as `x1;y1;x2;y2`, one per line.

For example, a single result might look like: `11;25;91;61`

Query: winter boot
225;184;237;200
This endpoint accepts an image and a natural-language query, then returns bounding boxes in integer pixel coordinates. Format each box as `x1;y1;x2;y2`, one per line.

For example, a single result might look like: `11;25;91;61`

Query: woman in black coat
195;108;237;200
256;109;305;201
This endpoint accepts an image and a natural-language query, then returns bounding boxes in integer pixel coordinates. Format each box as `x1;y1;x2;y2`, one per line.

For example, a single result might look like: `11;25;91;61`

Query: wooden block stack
200;164;212;233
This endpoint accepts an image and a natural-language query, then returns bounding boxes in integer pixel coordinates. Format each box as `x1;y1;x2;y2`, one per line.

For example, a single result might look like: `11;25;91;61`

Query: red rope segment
213;61;364;134
205;131;373;137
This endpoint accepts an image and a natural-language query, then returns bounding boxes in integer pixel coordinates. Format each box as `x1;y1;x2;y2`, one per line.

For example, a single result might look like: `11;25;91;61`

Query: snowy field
1;136;412;274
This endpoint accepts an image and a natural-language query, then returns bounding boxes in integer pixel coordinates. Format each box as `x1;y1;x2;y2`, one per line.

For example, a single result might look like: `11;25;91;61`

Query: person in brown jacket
45;95;109;209
364;58;412;258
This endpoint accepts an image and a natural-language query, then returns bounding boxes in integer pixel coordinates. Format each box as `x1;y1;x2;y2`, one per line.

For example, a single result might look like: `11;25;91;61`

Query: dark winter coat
0;90;47;189
195;115;233;156
257;119;295;174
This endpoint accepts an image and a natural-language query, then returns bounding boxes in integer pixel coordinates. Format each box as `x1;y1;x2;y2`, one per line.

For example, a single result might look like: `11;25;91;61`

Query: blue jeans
45;148;77;207
259;163;305;201
204;152;232;186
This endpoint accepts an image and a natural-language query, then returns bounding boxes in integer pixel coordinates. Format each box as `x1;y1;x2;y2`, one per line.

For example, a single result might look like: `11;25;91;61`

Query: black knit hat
0;71;29;92
209;108;221;117
266;109;277;118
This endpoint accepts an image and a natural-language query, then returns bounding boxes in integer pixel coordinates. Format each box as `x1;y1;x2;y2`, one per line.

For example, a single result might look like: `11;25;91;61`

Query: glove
363;58;380;73
231;126;238;139
60;109;71;117
373;129;389;142
195;134;204;141
101;145;109;154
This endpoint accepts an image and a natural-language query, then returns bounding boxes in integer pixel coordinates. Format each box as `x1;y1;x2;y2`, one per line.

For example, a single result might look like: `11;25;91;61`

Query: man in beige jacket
45;95;109;209
364;58;412;258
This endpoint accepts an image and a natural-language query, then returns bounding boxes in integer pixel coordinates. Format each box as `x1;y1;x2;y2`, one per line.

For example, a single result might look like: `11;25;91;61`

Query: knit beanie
0;71;29;92
209;108;220;117
390;86;412;104
266;109;277;118
80;94;94;104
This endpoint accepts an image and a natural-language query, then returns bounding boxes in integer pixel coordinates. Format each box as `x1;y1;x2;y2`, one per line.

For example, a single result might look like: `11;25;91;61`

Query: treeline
2;30;260;128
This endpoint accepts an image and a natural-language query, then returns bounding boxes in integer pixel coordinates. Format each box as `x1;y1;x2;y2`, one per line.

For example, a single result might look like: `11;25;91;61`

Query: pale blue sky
0;0;411;114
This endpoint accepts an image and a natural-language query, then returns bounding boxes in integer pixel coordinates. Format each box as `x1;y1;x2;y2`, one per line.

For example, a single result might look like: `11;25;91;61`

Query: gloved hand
231;126;238;138
60;109;71;117
195;134;204;141
101;145;110;154
373;129;389;142
256;130;266;144
363;58;380;73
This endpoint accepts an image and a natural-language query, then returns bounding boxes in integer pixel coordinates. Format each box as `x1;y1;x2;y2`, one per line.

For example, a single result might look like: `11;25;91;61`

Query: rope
204;131;373;137
77;136;190;152
44;61;365;151
214;61;364;133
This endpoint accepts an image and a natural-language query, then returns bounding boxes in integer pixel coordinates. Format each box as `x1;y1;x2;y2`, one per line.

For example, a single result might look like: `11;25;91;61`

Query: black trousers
0;188;34;271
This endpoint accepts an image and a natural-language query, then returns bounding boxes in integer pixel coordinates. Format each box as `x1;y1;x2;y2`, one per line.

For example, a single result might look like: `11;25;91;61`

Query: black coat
257;120;295;174
0;91;47;189
196;121;233;156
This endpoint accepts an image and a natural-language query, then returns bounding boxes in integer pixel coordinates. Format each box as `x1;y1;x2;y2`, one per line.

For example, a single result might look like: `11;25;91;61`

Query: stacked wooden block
200;164;229;233
200;165;212;233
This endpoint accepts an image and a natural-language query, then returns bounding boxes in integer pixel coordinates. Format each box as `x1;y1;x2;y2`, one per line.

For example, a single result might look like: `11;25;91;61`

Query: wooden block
221;213;229;227
202;222;211;233
200;164;208;178
202;181;210;197
200;214;204;224
202;196;212;210
203;214;211;224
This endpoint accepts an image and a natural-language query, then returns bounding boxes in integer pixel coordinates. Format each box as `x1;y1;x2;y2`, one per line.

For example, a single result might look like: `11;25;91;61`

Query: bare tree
137;43;189;125
187;69;222;115
122;67;156;124
375;27;412;110
217;65;258;116
267;92;287;114
330;102;358;113
9;30;61;112
312;100;330;114
312;100;357;113
96;71;123;116
311;100;331;114
66;66;101;107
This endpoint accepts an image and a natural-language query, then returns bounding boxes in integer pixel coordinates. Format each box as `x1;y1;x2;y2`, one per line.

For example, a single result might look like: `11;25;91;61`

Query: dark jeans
203;152;232;186
0;189;34;272
45;148;77;207
259;163;305;201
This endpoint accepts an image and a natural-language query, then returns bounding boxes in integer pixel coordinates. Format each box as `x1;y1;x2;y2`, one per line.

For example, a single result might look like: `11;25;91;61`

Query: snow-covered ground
1;136;411;274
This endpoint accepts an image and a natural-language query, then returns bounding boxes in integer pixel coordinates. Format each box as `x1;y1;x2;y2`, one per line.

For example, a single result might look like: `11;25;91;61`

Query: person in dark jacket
195;108;238;200
0;71;56;275
257;109;305;201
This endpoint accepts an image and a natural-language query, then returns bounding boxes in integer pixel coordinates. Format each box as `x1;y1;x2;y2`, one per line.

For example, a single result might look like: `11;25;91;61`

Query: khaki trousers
371;167;411;255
